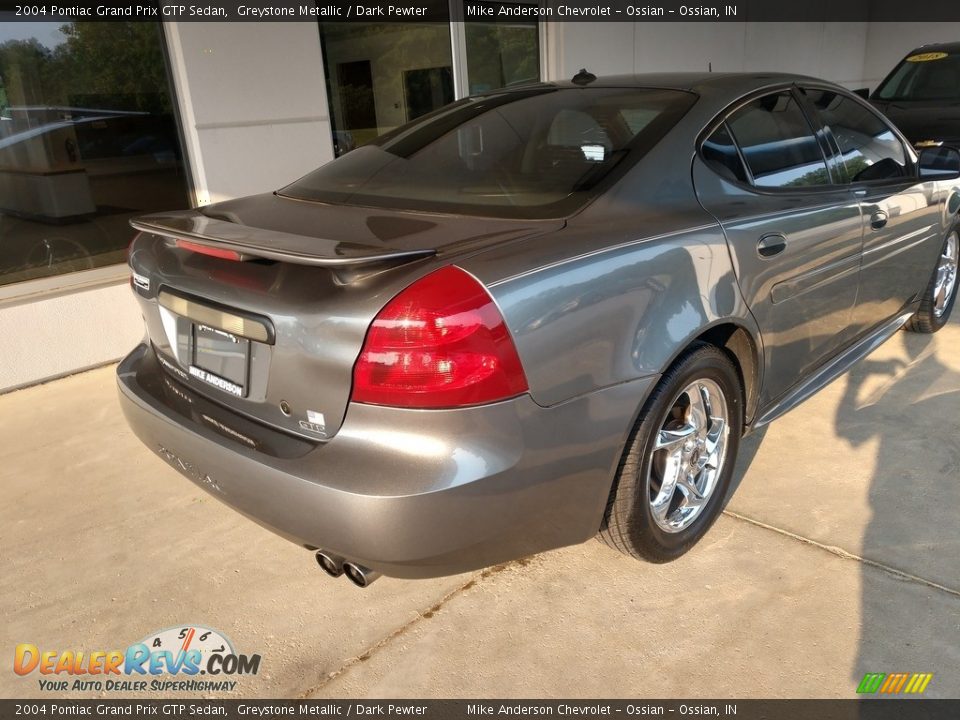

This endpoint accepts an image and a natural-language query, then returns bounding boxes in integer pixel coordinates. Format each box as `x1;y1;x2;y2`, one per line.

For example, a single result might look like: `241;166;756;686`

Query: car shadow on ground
726;418;768;504
834;329;960;697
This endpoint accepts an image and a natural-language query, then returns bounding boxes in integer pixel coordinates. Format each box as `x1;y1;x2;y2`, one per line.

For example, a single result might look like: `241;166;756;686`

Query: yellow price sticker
906;52;949;62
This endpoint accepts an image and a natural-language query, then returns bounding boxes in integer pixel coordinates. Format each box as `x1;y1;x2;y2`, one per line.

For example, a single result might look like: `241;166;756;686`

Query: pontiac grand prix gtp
118;73;960;587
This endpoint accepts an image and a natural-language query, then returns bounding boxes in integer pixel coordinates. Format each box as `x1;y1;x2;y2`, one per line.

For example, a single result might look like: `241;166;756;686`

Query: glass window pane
281;88;696;218
319;16;453;156
464;17;540;95
702;123;748;183
805;89;909;182
875;52;960;102
727;91;830;189
0;21;190;288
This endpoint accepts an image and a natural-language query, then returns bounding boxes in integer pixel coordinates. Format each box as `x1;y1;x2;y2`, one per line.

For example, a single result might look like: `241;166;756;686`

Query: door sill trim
753;311;914;429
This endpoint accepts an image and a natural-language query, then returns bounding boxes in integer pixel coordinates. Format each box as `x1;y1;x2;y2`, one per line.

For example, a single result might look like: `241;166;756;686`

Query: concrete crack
723;509;960;599
296;561;520;698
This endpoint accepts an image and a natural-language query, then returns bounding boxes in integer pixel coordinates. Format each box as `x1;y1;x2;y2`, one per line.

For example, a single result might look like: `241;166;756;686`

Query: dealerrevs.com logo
14;625;261;693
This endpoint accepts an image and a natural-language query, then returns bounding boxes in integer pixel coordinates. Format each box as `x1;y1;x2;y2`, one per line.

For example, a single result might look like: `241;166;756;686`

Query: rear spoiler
130;211;436;267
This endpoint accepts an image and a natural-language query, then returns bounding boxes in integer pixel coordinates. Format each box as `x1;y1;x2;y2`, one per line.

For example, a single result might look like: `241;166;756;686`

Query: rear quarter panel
462;217;755;408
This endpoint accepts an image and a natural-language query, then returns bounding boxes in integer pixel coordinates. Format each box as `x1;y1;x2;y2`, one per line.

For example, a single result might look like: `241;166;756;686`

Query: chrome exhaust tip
342;562;381;588
315;550;345;578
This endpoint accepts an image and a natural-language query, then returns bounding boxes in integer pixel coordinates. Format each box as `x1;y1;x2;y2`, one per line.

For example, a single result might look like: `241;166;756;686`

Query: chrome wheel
934;234;958;318
646;378;730;533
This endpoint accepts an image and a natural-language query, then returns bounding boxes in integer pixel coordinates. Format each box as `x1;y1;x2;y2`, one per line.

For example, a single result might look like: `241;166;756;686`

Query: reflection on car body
871;42;960;151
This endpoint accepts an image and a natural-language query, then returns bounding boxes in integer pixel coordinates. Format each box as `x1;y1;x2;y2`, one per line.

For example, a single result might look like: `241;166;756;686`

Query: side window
804;88;909;183
702;123;748;183
726;91;831;189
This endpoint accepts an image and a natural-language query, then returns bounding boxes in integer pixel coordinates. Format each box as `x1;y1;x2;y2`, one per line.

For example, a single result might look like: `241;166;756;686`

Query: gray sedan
118;72;960;587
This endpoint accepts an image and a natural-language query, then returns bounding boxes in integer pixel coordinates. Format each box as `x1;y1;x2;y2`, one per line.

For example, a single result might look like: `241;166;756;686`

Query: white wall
0;281;143;392
546;22;872;88
165;21;335;205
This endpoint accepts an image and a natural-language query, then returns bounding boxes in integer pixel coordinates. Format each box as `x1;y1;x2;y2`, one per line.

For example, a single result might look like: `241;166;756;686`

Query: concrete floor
2;316;958;699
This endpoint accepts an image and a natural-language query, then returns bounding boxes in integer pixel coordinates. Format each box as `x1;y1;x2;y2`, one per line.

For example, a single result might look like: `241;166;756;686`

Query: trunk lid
128;193;563;442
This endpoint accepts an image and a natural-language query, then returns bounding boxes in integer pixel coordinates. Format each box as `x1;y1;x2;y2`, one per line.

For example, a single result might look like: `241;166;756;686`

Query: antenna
572;68;597;86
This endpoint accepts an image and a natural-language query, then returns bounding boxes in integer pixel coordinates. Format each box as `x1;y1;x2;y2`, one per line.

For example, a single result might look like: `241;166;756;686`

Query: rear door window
803;88;909;183
726;91;830;189
702;123;748;183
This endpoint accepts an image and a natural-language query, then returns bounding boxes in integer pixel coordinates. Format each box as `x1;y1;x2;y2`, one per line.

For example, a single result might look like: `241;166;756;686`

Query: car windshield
875;51;960;102
279;87;696;218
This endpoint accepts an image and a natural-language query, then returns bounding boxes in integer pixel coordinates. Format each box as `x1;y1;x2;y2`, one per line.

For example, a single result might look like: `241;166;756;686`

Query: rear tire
905;230;958;334
599;343;743;563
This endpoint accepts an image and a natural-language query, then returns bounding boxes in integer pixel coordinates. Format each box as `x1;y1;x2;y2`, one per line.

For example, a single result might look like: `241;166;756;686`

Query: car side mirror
853;87;870;99
919;146;960;180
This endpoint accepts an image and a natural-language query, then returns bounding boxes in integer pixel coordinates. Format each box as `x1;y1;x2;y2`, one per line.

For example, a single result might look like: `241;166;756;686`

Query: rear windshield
279;87;696;219
875;51;960;102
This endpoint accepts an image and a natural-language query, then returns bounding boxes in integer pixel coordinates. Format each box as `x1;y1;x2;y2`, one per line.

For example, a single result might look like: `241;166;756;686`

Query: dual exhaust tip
315;550;381;588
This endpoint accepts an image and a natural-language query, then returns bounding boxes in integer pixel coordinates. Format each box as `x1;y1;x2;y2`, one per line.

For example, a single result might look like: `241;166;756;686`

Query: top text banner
6;0;960;23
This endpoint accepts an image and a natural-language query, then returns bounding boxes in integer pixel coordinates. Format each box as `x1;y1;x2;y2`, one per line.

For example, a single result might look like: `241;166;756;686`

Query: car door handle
870;210;888;229
757;233;787;258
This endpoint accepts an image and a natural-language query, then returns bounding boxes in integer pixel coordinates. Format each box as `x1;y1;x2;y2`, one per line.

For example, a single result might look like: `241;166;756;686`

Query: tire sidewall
631;350;744;557
932;230;959;329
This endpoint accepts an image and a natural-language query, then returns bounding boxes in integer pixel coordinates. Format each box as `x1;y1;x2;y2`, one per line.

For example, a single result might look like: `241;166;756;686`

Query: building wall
166;21;335;204
0;281;142;392
545;22;872;88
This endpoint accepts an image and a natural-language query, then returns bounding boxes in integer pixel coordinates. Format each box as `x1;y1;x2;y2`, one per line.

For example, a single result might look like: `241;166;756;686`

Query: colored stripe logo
857;672;933;694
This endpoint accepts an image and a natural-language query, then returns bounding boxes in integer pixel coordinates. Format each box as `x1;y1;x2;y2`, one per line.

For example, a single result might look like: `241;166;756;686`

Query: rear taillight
352;266;528;409
175;239;242;261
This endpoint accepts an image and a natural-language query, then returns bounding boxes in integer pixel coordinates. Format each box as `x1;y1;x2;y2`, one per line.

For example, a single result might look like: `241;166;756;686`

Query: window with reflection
804;88;909;182
0;20;190;287
702;123;748;183
726;91;830;189
282;88;696;218
464;16;540;95
875;52;960;102
319;11;454;157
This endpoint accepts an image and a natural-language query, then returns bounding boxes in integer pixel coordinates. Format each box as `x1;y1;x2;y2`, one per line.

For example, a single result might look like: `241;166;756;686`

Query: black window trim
795;81;920;191
727;119;755;185
793;86;850;184
697;83;843;196
699;119;755;185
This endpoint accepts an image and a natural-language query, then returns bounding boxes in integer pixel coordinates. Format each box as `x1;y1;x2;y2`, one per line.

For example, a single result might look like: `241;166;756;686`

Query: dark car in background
871;43;960;150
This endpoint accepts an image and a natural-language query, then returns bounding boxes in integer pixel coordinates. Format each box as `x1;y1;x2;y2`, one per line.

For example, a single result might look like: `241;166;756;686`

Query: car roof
904;41;960;54
500;71;835;95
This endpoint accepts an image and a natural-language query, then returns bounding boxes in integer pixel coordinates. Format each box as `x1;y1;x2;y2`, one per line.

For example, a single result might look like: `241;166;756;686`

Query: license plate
189;324;249;397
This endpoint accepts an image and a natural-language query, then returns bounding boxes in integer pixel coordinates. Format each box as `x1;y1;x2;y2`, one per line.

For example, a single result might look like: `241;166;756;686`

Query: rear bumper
117;343;655;578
